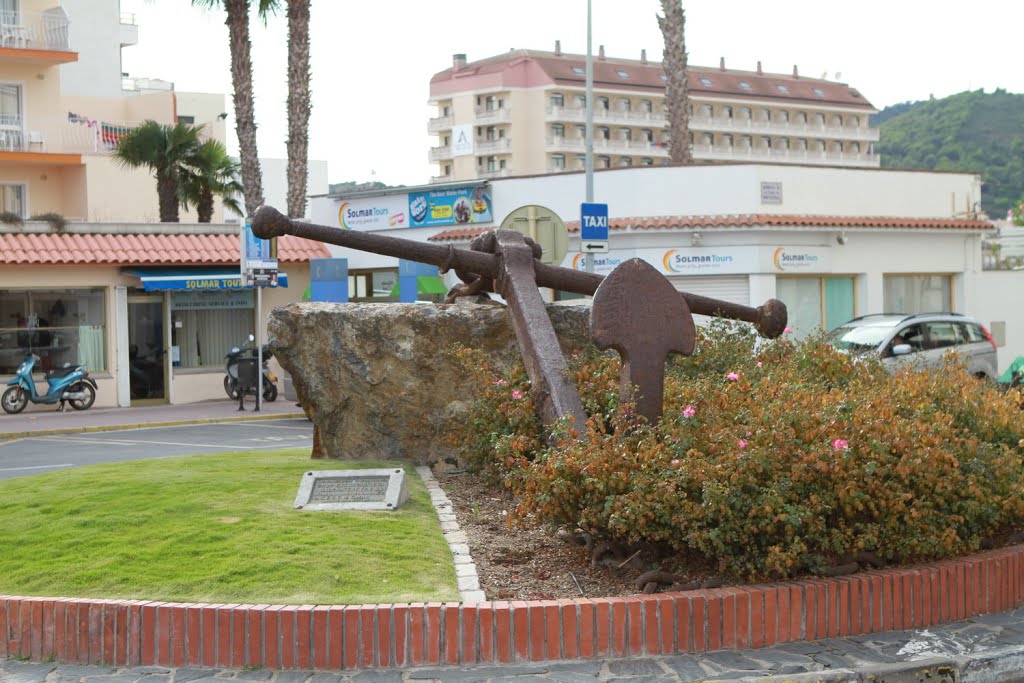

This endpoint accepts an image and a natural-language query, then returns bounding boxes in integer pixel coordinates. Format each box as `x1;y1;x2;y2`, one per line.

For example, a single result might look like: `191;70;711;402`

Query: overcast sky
120;0;1023;189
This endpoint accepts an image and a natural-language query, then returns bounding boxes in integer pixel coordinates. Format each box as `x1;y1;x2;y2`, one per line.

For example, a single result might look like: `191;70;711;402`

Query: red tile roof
432;50;875;110
427;215;992;242
0;232;330;265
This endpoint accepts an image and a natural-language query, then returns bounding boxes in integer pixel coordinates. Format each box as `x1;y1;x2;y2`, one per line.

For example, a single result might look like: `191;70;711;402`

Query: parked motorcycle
2;353;98;414
223;334;278;402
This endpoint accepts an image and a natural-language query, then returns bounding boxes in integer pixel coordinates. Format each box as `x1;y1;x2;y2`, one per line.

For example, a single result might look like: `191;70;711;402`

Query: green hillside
875;89;1024;218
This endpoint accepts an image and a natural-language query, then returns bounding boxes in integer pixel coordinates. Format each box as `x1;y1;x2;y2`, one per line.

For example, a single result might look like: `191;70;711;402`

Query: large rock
269;300;593;463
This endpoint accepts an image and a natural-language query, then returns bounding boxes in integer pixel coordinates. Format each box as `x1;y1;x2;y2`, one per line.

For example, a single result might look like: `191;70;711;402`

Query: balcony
430;173;452;184
689;114;880;143
546;136;669;157
428;145;452;162
0;8;75;63
475;138;510;154
427;114;453;134
119;12;138;47
479;167;513;178
691;143;880;168
545;105;660;126
474;106;512;124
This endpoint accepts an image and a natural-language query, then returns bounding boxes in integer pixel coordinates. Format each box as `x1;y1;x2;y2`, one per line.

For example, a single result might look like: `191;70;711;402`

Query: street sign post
240;217;279;412
580;202;608;254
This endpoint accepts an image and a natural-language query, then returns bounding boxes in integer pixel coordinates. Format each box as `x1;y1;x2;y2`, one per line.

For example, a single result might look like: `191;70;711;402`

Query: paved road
0;418;313;480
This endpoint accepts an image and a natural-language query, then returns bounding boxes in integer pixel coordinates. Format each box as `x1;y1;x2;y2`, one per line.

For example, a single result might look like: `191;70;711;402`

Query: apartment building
428;44;880;182
0;0;225;223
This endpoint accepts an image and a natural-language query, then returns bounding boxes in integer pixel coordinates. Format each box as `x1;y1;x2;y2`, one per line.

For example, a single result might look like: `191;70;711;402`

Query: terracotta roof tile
561;215;992;232
0;231;330;265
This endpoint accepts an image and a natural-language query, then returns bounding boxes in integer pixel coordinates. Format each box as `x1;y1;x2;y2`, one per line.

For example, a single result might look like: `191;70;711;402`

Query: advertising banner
769;246;832;272
171;290;254;310
337;194;409;231
645;246;759;276
408;185;492;227
241;217;278;287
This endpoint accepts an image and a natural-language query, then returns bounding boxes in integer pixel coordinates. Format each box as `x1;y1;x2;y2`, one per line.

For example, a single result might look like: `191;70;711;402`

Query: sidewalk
0;396;306;440
2;608;1023;682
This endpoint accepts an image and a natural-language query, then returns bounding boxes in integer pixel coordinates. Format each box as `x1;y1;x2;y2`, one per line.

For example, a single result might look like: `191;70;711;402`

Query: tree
657;0;692;165
192;0;268;217
112;120;202;222
286;0;312;218
180;139;245;223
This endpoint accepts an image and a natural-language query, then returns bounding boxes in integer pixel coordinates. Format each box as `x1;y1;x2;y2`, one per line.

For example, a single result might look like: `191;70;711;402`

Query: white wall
60;0;124;98
970;272;1024;373
488;165;983;224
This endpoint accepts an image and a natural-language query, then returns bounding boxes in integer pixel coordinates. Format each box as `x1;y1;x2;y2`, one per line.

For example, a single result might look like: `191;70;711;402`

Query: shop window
0;288;106;375
348;269;399;302
883;275;951;314
776;276;855;338
172;302;253;369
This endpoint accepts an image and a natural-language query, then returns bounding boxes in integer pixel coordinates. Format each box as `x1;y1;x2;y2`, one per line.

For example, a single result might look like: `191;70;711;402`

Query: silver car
826;313;999;379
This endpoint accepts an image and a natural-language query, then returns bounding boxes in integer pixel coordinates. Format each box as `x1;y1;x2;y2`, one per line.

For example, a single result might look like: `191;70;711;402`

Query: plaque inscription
294;468;410;511
308;476;389;505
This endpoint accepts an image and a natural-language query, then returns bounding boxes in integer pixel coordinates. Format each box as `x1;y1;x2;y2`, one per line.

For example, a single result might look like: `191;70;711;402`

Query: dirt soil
432;466;721;601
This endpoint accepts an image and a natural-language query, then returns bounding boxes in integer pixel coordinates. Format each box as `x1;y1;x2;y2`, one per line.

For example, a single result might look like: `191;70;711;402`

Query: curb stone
417;465;484;604
0;411;307;440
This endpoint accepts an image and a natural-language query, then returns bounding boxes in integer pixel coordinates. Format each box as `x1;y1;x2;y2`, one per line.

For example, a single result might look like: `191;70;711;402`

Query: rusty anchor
251;205;787;433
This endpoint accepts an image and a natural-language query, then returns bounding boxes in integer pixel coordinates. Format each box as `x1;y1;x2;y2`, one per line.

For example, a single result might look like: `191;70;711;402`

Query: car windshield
826;324;895;352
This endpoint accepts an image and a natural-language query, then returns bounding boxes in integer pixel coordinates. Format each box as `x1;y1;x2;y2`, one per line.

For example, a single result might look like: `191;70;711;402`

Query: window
571;66;585;75
177;115;195;125
616;70;629;79
815;112;826;125
549;93;564;107
575;124;586;138
597;155;610;168
739;107;752;120
701;104;713;117
348;269;398;302
597;126;609;140
776;84;789;94
596;96;609;110
795;111;807;124
777;110;789;122
796;138;808;150
0;183;24;217
759;136;771;148
442;105;450;116
721;105;733;119
620;128;632;141
551;154;566;170
758;108;771;121
172;302;253;369
850;141;860;153
776;277;855;338
699;77;713;86
618;98;631;111
0;83;22;151
640;129;653;142
620;157;632;166
701;132;713;145
832;140;843;153
722;133;733;147
443;135;449;146
575;94;587;108
739;135;752;148
486;156;498;172
778;137;789;149
815;139;826;151
443;164;450;175
831;114;843;126
0;288;106;374
884;275;951;313
484;95;499;111
659;73;667;81
925;322;962;349
640;157;654;165
485;126;497;141
848;115;859;127
639;99;653;113
551;123;565;138
813;88;826;97
738;81;752;91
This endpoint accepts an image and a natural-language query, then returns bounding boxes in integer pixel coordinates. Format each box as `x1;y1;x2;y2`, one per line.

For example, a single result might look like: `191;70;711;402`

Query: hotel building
428;44;880;183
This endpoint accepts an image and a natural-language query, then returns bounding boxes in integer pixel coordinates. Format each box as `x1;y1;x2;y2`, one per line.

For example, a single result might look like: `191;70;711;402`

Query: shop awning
389;275;449;298
127;267;288;292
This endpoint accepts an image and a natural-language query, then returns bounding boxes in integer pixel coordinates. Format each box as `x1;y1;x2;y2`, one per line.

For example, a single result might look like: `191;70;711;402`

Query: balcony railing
427;114;453;134
0;8;72;51
691;143;880;168
475;138;510;154
479;167;513;178
428;145;452;162
689;114;880;142
430;173;452;184
545;136;669;156
545;105;661;126
0;114;146;155
474;106;512;123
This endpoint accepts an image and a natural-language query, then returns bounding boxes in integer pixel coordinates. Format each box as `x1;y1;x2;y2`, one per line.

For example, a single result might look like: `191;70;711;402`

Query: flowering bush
449;322;1024;580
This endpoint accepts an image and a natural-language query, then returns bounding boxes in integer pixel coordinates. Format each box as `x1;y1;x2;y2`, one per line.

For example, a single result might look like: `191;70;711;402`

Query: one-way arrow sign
582;241;609;253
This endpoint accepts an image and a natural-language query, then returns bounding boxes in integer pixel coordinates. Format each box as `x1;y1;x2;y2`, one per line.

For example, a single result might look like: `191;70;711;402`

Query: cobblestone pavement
4;608;1024;683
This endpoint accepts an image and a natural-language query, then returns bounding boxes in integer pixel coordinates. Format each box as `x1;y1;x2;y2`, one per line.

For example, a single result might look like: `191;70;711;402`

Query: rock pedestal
268;301;592;464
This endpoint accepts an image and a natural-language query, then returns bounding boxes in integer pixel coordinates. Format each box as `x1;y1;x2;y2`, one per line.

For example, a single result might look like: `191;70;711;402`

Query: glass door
127;295;166;403
0;84;21;151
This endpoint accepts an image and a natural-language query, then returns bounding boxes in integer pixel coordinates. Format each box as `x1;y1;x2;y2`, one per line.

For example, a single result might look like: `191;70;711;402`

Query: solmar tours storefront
0;224;328;407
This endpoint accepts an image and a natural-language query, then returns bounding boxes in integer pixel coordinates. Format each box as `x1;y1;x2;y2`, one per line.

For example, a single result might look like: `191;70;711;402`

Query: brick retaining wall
2;546;1022;670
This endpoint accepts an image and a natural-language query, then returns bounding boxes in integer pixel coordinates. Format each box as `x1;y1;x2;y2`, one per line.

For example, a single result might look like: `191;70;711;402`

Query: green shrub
450;322;1024;580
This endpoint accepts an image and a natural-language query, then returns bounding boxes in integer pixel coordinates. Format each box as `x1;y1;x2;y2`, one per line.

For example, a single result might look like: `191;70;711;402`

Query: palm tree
658;0;693;165
192;0;269;217
286;0;311;219
113;120;203;222
180;139;245;223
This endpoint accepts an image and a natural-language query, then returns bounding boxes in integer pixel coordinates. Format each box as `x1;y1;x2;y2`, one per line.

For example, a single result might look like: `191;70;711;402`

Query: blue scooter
2;353;98;414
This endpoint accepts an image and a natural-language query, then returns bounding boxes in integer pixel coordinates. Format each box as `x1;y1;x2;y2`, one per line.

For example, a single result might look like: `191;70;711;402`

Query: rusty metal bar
252;206;787;338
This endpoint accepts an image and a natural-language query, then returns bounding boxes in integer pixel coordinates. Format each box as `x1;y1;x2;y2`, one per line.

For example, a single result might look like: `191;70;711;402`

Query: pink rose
681;405;696;418
756;361;763;368
726;372;740;381
738;439;748;449
511;390;524;400
832;438;849;450
783;326;793;334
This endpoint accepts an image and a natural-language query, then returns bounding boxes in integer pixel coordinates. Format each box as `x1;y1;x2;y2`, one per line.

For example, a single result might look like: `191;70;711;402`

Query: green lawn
0;449;459;604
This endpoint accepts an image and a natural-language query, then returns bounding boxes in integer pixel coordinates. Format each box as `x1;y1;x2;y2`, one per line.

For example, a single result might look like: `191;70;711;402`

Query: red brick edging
3;546;1022;670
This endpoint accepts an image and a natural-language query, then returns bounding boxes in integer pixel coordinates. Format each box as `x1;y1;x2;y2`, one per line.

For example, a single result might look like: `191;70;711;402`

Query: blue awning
126;268;288;292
